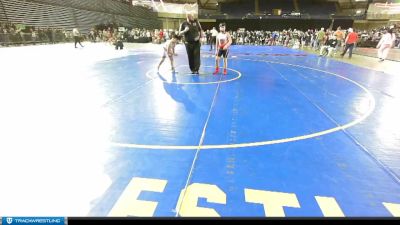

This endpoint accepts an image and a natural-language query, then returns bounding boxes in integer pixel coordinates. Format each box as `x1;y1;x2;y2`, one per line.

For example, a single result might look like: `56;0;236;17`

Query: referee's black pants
184;41;201;72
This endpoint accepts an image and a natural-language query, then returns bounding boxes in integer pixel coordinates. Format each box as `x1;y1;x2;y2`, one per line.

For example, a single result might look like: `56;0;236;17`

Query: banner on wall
132;1;198;15
367;2;400;19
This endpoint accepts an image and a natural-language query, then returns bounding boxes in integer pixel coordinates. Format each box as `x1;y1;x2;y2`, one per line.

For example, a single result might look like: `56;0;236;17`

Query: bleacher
220;0;295;17
1;0;161;33
208;0;338;19
28;0;155;19
220;2;254;17
298;0;336;15
0;0;8;22
260;0;294;15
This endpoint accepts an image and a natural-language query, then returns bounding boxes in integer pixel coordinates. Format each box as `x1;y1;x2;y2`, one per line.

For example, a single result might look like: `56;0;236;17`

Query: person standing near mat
210;27;218;51
334;26;344;51
73;28;84;48
376;28;396;62
340;28;358;59
179;13;204;74
213;23;232;75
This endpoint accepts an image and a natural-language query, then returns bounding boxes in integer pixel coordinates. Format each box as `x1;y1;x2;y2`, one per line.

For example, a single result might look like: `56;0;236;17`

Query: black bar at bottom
66;217;400;225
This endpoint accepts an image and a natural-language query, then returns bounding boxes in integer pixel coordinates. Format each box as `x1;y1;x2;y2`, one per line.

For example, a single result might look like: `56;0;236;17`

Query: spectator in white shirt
210;27;218;51
73;28;84;48
377;28;396;62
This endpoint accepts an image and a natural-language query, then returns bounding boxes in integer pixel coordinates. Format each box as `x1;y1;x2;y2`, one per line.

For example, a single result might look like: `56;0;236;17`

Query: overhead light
356;10;362;14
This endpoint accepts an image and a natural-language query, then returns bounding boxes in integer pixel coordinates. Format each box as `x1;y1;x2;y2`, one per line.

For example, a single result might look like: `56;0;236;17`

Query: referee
179;13;203;74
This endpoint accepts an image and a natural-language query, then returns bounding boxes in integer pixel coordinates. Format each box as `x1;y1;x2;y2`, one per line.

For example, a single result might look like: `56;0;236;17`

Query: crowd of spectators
90;23;178;45
0;22;75;45
1;21;399;51
203;23;399;50
0;21;167;46
357;25;400;48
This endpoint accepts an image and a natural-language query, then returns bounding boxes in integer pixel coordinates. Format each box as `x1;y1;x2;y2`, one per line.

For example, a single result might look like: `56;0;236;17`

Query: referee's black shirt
180;19;202;43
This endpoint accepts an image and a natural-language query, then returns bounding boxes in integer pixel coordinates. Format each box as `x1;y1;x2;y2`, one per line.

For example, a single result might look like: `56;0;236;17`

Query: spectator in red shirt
159;30;164;43
340;28;358;59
